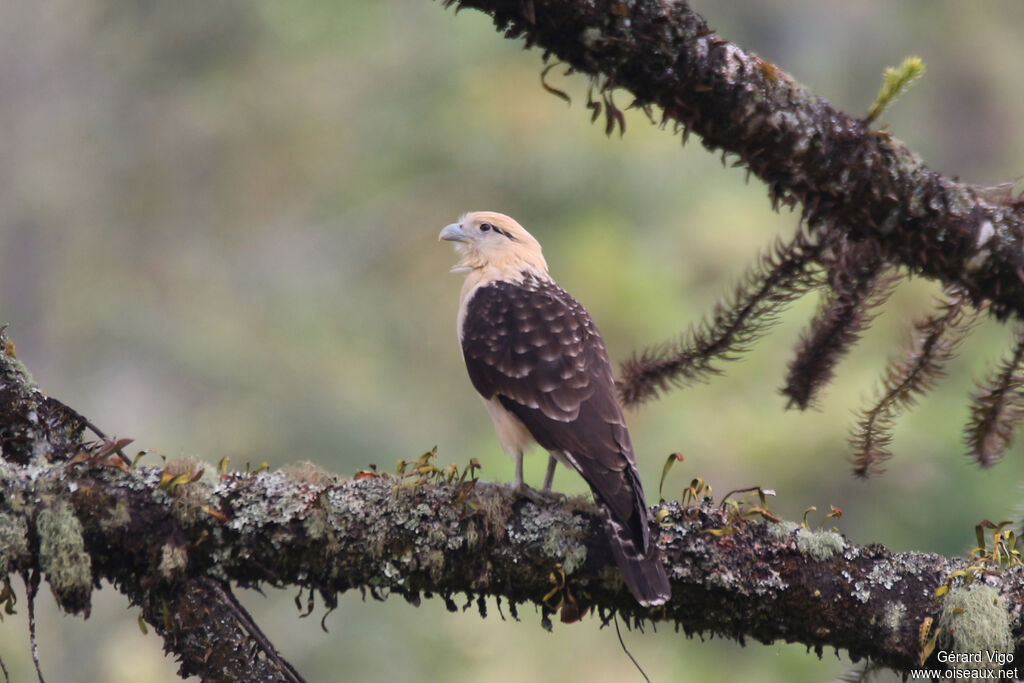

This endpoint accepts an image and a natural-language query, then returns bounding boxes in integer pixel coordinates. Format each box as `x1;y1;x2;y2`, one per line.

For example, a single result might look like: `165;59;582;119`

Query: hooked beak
439;223;468;242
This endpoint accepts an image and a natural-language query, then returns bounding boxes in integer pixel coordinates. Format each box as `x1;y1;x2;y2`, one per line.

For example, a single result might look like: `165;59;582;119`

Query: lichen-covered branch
2;337;1023;679
0;337;305;681
441;0;1024;321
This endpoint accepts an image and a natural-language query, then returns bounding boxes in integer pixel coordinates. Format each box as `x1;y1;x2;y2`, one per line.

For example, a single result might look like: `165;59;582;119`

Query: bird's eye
479;223;492;232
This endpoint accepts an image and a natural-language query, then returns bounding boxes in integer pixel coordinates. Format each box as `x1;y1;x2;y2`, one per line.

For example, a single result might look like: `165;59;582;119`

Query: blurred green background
2;1;1024;680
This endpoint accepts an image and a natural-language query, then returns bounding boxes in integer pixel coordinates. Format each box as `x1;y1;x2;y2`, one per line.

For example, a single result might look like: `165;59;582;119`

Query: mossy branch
3;335;1024;680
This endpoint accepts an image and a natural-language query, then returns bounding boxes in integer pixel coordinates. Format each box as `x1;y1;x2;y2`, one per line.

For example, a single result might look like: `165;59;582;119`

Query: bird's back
460;274;669;605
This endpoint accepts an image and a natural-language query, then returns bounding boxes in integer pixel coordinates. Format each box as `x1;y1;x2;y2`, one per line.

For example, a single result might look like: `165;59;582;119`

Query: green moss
0;512;29;576
0;343;36;398
938;585;1013;670
36;501;93;615
475;486;513;542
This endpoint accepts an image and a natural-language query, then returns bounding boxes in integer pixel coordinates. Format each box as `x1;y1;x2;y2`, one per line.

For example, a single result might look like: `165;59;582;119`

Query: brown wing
461;275;669;605
461;277;647;543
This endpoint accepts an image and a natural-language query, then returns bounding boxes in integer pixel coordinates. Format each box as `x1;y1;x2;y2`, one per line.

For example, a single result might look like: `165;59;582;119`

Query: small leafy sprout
541;563;589;624
161;600;172;630
93;437;133;461
137;614;148;635
452;459;482;511
967;519;1021;568
353;463;379;481
202;505;229;523
294;586;317;618
659;452;684;501
390;448;481;500
719;486;780;523
67;437;136;470
414;447;439;471
542;564;567;606
0;579;16;618
822;505;843;531
935;519;1022;599
654;508;671;526
245;461;270;474
799;505;843;530
992;529;1020;566
540;61;571;106
391;460;437;494
719;486;775;510
460;458;481;483
866;56;926;124
451;479;480;513
131;449;163;469
681;477;711;506
158;464;204;493
217;456;230;477
918;616;942;666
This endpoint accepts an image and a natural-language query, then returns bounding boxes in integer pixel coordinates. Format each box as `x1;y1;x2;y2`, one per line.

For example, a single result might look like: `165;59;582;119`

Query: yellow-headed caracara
440;211;670;607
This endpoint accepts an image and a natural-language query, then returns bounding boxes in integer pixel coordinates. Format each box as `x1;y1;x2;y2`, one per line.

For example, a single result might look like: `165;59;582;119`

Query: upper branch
445;0;1024;320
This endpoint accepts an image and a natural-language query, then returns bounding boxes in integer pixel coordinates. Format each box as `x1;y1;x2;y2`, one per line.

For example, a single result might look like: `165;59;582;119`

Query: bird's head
439;211;548;278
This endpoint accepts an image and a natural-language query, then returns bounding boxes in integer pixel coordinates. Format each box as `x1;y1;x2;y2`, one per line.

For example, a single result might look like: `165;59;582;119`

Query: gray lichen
794;527;845;560
765;520;799;540
159;542;189;579
883;601;906;634
937;585;1013;671
866;560;902;591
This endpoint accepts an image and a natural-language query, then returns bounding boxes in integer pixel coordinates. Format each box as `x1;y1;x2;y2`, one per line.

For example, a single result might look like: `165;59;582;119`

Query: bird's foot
511;482;566;505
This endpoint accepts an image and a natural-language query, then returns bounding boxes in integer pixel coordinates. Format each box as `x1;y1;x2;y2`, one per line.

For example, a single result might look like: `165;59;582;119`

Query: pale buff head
439;211;548;278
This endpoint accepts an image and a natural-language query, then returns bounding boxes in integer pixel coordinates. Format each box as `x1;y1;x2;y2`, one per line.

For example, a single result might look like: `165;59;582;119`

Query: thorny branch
2;334;1024;679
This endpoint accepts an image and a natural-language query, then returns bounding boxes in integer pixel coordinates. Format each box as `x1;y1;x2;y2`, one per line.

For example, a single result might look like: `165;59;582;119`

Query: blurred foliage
2;0;1024;680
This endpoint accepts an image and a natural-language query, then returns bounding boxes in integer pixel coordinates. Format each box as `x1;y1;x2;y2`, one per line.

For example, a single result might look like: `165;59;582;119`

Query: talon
512;482;564;505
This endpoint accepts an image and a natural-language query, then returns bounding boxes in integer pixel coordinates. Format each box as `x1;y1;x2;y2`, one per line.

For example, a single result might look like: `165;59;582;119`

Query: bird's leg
513;451;525;490
510;451;560;504
542;454;557;492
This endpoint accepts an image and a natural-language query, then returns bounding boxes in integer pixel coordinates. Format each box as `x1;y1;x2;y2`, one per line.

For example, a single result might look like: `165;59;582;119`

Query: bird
439;211;670;607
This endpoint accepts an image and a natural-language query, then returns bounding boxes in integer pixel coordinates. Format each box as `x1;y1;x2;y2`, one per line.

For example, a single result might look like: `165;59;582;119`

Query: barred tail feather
596;502;670;607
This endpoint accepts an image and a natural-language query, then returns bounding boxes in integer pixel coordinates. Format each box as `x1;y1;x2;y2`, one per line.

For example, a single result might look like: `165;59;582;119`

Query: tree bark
2;335;1022;679
443;0;1024;320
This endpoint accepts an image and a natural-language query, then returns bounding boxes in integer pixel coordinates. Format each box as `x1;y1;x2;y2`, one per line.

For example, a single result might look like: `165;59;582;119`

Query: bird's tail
596;502;671;607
